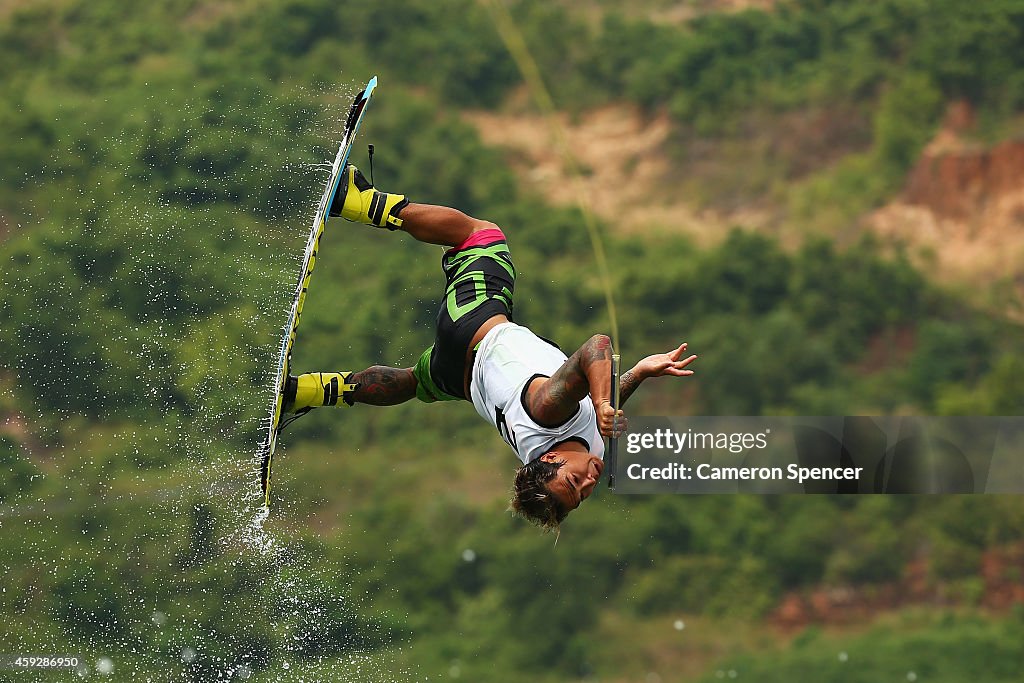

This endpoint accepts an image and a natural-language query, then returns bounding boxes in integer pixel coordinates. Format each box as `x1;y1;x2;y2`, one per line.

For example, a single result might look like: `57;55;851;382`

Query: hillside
872;103;1024;309
466;100;1024;311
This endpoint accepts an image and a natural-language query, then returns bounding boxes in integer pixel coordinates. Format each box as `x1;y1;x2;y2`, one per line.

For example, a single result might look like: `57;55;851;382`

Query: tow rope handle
607;353;621;490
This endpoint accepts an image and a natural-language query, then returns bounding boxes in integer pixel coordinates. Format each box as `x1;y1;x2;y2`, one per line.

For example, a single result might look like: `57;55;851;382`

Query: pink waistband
453;227;506;251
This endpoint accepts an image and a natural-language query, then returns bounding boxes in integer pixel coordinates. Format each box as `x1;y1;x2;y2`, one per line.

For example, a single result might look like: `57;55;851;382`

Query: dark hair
511;457;569;531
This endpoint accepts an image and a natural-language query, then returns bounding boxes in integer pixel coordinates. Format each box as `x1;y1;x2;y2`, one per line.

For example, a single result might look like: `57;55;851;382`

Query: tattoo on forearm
352;366;417;406
527;334;613;425
619;369;643;406
543;354;587;405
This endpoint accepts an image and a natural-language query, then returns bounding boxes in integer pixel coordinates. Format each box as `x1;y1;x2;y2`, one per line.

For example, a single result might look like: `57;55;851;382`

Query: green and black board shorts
413;227;515;402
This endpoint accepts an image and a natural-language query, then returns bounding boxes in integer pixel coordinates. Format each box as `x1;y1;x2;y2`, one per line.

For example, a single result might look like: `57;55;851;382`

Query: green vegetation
698;609;1024;683
0;0;1021;681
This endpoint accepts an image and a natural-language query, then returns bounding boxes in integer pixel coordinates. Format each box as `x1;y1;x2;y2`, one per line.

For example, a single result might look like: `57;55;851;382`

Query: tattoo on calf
353;366;416;405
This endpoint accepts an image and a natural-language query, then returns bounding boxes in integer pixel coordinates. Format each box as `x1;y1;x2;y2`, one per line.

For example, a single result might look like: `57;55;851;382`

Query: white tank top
470;323;605;465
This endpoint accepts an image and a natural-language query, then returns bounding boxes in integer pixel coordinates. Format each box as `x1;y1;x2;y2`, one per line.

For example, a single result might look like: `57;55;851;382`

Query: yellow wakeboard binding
329;164;408;230
283;372;359;413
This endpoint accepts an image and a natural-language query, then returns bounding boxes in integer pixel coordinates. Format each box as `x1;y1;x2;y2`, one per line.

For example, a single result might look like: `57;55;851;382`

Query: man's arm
602;343;697;436
526;339;697;437
351;366;418;405
525;334;614;427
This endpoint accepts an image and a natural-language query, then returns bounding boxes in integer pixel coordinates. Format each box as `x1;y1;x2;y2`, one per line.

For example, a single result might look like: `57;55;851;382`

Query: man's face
540;449;604;513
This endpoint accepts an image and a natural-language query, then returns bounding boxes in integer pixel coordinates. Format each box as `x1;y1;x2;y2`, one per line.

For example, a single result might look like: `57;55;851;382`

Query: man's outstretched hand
634;342;698;379
595;343;698;439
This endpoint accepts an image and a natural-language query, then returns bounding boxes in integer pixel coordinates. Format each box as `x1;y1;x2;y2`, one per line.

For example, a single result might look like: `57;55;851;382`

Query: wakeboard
258;76;378;510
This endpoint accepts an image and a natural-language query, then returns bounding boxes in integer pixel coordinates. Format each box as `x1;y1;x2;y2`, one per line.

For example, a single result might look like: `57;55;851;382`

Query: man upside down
283;165;697;530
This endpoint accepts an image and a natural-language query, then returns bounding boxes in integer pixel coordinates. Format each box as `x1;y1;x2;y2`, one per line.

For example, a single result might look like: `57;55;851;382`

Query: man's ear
539;452;559;464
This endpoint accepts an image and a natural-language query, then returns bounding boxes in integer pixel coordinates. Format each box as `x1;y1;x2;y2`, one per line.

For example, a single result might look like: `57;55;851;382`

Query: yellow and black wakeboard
258;76;377;510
